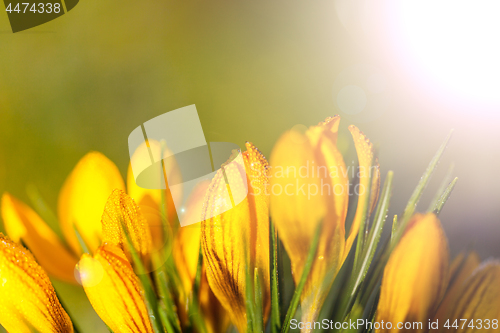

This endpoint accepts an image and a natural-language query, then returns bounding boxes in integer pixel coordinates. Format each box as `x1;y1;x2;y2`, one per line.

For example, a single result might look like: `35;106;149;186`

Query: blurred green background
1;1;500;331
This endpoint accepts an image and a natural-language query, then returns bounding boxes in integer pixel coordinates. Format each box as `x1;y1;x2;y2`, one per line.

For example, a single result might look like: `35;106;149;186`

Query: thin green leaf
342;171;393;319
253;268;264;333
427;163;455;212
432;177;458;215
154;266;182;333
270;219;281;333
123;228;163;333
245;261;256;333
158;301;177;333
391;215;398;241
359;131;453;307
187;244;208;333
280;222;322;333
392;130;453;246
72;224;91;255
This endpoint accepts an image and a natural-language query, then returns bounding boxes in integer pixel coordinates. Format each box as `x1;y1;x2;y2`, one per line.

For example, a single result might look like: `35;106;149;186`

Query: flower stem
280;222;322;333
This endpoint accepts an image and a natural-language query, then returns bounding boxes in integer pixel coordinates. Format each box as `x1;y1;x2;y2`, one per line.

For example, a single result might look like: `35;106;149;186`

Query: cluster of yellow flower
0;116;498;333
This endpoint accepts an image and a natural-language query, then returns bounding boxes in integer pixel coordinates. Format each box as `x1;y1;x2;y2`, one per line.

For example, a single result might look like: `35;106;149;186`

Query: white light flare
388;1;500;107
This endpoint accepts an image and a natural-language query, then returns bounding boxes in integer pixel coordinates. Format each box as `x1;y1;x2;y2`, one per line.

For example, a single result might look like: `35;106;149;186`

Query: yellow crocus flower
173;181;229;333
201;142;271;333
376;213;449;333
2;150;175;282
59;151;126;255
438;261;500;333
78;244;154;333
127;140;183;247
101;188;153;261
1;193;78;283
377;213;500;333
270;116;379;323
0;233;74;333
434;251;481;322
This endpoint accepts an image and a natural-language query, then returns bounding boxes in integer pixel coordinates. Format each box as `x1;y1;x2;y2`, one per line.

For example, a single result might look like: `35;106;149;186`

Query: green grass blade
187;243;208;333
392;130;453;247
427;163;455;212
154;266;182;333
342;171;393;319
254;267;264;333
432;177;458;215
72;224;91;255
245;262;256;333
123;229;163;333
359;131;453;307
391;215;398;241
270;219;281;333
280;222;322;333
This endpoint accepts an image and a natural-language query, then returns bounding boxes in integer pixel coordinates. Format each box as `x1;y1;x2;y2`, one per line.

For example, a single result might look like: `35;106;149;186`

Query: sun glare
389;1;500;106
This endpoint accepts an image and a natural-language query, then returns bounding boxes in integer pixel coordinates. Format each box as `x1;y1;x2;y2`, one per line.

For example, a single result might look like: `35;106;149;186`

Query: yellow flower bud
201;142;270;333
58;152;125;254
0;233;73;333
1;192;78;283
174;181;229;333
78;244;154;333
101;189;153;261
270;117;379;323
434;251;481;322
440;261;500;333
376;213;449;333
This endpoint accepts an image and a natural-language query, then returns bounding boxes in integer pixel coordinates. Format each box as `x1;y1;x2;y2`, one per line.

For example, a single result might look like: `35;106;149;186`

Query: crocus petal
441;261;500;333
127;140;182;227
174;182;229;333
343;125;377;262
1;193;78;284
0;233;74;333
174;181;210;295
79;244;154;333
202;142;270;333
127;164;164;249
435;251;481;322
58;152;125;254
270;117;350;324
376;213;449;333
101;189;153;263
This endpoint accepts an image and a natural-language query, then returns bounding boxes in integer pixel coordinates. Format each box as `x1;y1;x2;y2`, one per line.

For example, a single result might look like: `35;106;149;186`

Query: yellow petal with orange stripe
101;189;153;261
441;261;500;333
271;117;352;324
127;140;182;230
0;233;74;333
1;193;78;283
173;181;229;333
376;213;449;333
58;152;125;254
79;244;154;333
202;142;270;333
435;251;481;322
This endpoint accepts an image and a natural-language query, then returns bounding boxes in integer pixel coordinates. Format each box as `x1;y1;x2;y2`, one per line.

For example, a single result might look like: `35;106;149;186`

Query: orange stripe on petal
435;251;481;322
79;244;154;333
101;189;152;261
1;193;78;283
0;234;74;333
201;142;270;333
444;261;500;333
